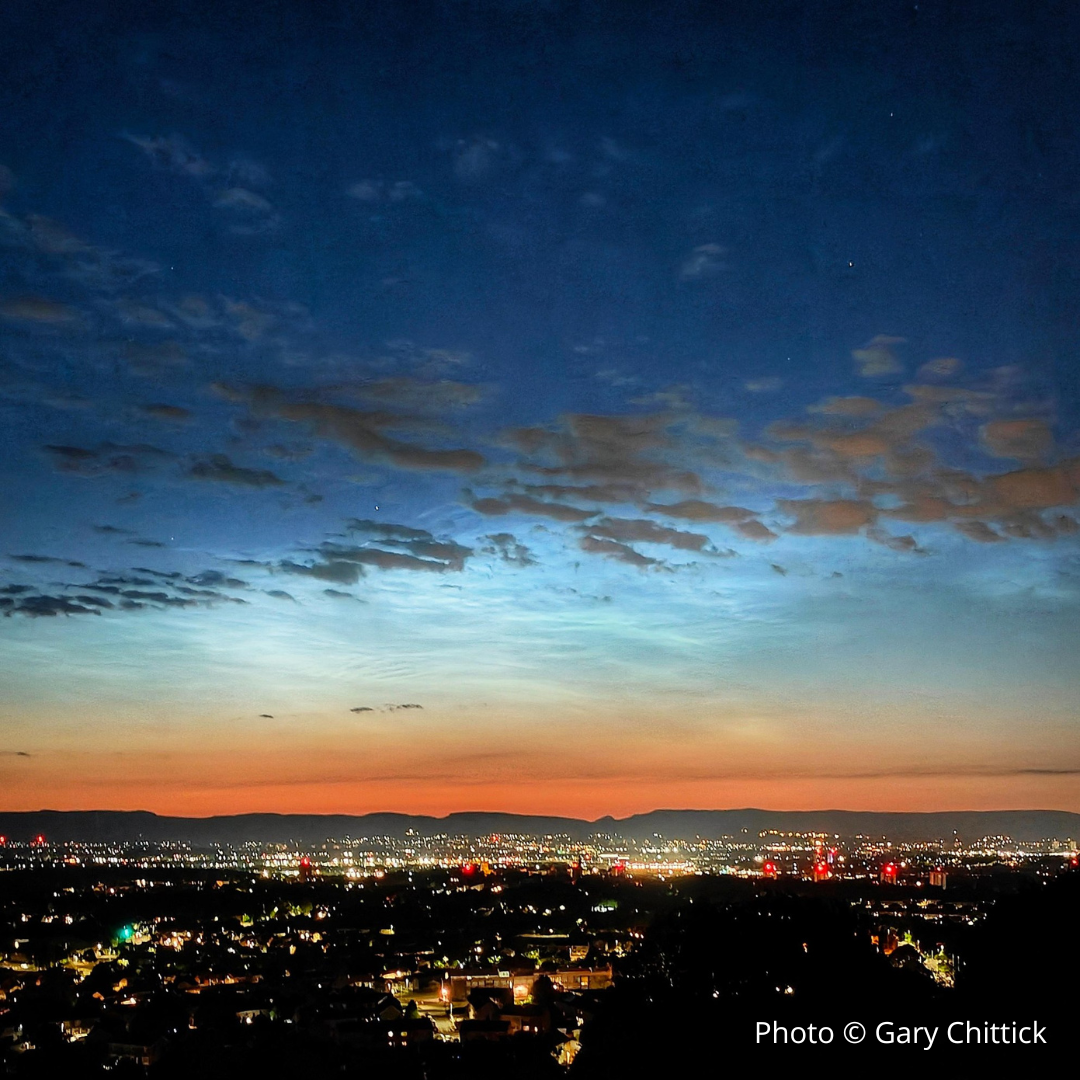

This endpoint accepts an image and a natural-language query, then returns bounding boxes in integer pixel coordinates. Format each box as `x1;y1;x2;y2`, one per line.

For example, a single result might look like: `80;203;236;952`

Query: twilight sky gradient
2;0;1079;817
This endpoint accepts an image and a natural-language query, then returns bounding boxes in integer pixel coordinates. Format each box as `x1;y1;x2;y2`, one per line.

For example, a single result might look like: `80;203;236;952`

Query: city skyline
2;0;1079;818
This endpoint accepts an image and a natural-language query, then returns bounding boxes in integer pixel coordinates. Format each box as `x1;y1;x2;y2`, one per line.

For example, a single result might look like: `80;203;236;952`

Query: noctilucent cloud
1;0;1078;817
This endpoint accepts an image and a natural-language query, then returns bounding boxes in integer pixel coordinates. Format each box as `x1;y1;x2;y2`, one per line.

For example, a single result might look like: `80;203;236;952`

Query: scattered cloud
123;133;213;176
867;527;923;553
581;517;709;551
349;377;486;412
340;521;472;571
43;442;173;477
1;564;252;620
278;560;364;585
188;454;285;487
8;554;87;568
468;492;597;522
810;395;882;417
1000;512;1077;540
214;187;273;213
778;498;877;535
733;520;778;542
744;376;783;393
482;532;537;568
138;403;193;423
347;179;423;202
223;385;485;473
519;482;641;504
122;341;189;377
317;541;468;573
980;418;1053;461
642;500;757;524
917;356;963;380
852;334;905;376
954;520;1007;543
453;136;503;181
125;133;277;232
2;594;105;617
627;385;692;410
345;519;434;543
188;570;249;589
987;462;1079;510
214;189;279;234
115;299;172;328
0;295;80;323
505;413;702;497
19;214;90;254
578;534;656;567
679;243;727;281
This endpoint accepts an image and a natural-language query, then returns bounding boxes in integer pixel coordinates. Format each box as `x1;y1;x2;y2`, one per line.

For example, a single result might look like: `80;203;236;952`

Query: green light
118;925;134;943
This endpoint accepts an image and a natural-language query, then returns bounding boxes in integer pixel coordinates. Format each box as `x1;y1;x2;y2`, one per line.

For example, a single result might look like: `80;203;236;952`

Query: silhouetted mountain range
1;808;1077;844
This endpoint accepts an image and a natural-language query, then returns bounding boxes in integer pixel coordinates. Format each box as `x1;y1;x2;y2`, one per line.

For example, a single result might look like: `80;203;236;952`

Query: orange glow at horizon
5;700;1079;819
3;770;1079;818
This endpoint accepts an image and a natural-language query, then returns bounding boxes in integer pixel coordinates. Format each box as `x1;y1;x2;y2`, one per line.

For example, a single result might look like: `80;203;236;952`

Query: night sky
2;0;1078;817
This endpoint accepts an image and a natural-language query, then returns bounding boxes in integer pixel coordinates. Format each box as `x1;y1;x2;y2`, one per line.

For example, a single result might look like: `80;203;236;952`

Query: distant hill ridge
1;808;1077;843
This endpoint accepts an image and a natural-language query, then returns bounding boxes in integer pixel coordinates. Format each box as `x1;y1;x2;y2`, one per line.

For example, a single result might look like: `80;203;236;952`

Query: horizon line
3;806;1079;821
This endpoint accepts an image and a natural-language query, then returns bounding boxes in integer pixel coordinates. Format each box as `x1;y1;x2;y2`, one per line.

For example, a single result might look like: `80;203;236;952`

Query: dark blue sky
1;0;1078;816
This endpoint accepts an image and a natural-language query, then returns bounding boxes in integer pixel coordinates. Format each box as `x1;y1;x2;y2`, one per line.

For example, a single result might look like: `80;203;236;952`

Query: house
499;1003;551;1036
459;1018;511;1042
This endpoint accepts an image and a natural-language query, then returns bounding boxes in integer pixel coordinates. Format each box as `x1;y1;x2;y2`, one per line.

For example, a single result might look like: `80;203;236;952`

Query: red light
299;857;310;867
33;834;46;846
763;861;777;875
461;863;476;875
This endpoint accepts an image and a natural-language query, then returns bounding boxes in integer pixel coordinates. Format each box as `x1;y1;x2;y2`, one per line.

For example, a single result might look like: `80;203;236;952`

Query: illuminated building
445;966;613;1004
